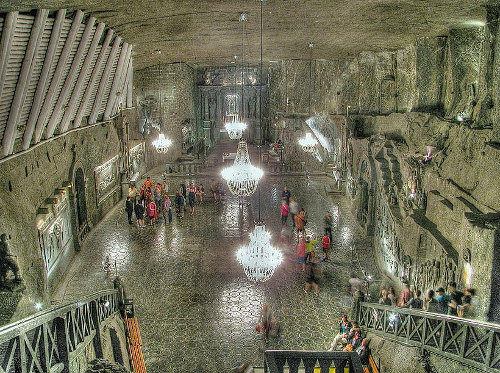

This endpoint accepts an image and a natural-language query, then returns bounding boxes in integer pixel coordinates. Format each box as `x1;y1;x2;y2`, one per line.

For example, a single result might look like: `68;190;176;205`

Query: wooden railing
0;289;119;373
358;302;500;372
264;351;364;373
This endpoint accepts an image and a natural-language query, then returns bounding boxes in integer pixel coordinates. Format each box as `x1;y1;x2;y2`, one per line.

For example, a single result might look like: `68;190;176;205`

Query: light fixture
237;224;283;282
221;140;263;196
152;133;172;153
298;132;318;152
236;0;282;283
225;119;247;140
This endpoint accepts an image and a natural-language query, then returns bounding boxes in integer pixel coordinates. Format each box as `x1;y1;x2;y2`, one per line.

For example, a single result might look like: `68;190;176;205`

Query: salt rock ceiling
0;0;491;70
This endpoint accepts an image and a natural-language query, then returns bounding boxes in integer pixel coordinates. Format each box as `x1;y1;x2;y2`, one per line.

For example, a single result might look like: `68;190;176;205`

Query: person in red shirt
321;232;331;262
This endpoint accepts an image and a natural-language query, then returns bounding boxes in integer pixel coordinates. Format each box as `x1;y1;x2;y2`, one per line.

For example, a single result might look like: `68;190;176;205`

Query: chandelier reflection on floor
225;118;247;140
298;132;318;152
237;224;283;282
221;141;263;196
152;133;172;153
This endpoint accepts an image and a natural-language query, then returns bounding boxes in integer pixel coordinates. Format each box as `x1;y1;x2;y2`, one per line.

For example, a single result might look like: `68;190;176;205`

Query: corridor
52;142;379;373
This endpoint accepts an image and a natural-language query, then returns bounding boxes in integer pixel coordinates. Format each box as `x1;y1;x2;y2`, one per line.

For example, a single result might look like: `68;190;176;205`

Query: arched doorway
74;168;90;241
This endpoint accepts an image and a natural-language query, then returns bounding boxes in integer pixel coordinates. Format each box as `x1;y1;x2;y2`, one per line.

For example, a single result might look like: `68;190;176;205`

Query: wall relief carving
94;155;120;205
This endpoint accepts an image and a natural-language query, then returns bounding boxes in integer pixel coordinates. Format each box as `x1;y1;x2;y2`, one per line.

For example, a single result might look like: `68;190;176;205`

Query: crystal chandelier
298;132;318;152
225;118;246;140
237;224;283;282
152;133;172;153
221;141;263;196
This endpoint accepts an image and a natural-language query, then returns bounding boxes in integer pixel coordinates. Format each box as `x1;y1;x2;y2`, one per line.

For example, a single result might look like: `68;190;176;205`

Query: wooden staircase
126;316;147;373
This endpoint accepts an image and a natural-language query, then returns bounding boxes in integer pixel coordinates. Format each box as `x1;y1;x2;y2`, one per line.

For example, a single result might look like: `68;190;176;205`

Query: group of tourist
327;314;371;366
378;281;476;318
278;186;335;296
125;176;207;227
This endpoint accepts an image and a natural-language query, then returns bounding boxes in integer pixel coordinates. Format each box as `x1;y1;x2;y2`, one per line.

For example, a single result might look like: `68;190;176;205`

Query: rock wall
0;118;130;323
134;63;196;170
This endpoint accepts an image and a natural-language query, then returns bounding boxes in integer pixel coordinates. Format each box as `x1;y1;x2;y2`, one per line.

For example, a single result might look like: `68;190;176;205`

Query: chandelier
221;141;263;196
225;118;246;140
152;133;172;153
298;132;318;152
237;224;283;282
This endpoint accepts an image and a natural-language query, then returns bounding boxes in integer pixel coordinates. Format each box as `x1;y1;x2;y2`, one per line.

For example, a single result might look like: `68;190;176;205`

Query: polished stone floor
52;141;381;373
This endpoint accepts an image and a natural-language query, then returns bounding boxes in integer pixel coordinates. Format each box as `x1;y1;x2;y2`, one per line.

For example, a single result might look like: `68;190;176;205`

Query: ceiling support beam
126;59;133;108
105;43;131;119
3;9;48;156
73;29;114;129
34;9;84;143
116;44;133;112
45;17;96;139
0;12;18;110
103;42;129;120
88;35;122;124
59;22;105;133
23;9;66;150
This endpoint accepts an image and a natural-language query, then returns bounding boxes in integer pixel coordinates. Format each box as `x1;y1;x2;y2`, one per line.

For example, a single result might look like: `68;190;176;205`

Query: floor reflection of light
219;196;250;237
341;226;352;245
168;224;181;255
215;280;265;341
102;231;130;275
271;184;279;203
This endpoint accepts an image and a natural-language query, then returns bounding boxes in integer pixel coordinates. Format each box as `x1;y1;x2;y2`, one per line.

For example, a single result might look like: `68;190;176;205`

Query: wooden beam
88;35;122;124
72;29;114;129
103;42;129;120
34;9;84;143
2;9;49;156
59;22;105;133
23;9;66;150
45;16;96;138
110;43;132;115
0;12;19;107
126;57;133;108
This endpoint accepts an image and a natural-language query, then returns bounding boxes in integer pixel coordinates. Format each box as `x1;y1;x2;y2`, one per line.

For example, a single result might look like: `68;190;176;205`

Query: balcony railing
358;302;500;372
0;289;119;373
264;350;364;373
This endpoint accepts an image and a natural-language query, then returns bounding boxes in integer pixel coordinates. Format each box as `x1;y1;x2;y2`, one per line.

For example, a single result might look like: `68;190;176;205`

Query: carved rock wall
0;121;123;323
135;63;196;169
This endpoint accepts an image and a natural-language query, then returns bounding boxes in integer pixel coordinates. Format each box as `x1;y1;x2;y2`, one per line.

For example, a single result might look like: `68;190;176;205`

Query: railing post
54;316;70;373
91;300;104;358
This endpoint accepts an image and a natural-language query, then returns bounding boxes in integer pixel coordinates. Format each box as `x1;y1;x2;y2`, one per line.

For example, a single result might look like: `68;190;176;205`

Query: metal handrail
0;289;119;373
358;302;500;372
264;350;365;373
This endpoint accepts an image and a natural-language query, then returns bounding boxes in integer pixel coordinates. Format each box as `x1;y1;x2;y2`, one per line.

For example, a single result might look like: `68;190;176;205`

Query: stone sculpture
0;234;24;291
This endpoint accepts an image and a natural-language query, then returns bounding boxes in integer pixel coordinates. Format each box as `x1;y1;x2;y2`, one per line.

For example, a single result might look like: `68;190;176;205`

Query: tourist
134;200;145;228
280;200;289;226
188;182;196;215
304;235;318;263
162;180;169;197
128;184;138;204
162;195;172;224
144;176;152;190
296;236;306;272
257;303;273;342
397;283;411;307
408;289;423;309
379;289;392;306
356;339;371;367
328;314;351;351
321;231;330;262
125;197;134;224
294;209;307;237
424;289;440;313
210;179;217;201
196;183;204;202
304;251;321;295
447;282;464;316
175;191;185;218
345;328;363;351
147;199;157;225
154;183;162;212
216;181;225;203
458;288;475;318
289;198;299;228
281;185;291;205
435;287;448;314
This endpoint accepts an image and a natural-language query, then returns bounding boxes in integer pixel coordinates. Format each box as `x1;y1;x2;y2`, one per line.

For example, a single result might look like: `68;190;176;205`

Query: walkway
52;140;380;373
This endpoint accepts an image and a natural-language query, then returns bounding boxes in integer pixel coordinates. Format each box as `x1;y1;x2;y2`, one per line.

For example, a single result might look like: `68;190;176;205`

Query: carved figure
0;234;23;288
